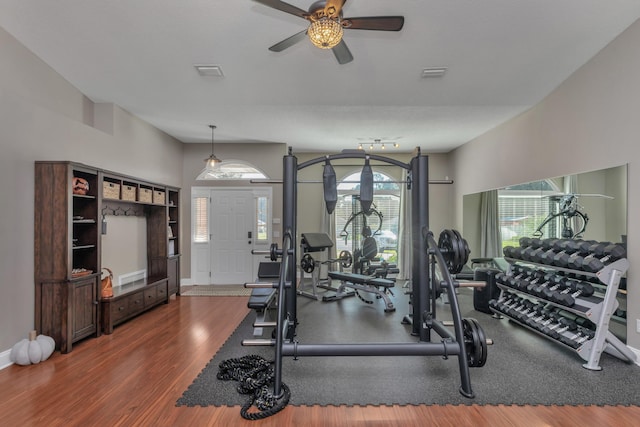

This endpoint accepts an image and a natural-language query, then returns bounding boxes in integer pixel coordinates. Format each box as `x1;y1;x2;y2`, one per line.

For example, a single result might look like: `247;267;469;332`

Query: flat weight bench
248;262;280;336
325;271;396;312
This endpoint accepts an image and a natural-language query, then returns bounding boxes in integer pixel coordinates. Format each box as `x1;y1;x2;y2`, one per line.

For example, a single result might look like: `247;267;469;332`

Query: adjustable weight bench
325;271;396;312
248;262;280;336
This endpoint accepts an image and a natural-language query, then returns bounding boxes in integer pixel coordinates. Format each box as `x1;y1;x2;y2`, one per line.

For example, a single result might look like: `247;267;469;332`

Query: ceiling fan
253;0;404;64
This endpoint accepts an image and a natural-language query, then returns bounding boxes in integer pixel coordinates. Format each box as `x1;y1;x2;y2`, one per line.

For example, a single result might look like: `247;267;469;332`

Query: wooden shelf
35;161;181;352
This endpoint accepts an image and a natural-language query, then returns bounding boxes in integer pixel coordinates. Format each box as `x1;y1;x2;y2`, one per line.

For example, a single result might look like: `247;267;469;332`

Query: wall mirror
462;163;628;341
463;164;627;254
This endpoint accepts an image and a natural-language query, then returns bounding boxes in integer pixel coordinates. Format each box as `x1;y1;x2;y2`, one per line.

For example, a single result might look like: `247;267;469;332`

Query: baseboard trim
630;345;640;366
0;349;13;370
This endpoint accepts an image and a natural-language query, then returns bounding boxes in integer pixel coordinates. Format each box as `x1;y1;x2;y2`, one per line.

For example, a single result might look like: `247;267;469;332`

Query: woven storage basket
139;188;153;203
103;181;120;199
153;190;166;205
121;184;137;201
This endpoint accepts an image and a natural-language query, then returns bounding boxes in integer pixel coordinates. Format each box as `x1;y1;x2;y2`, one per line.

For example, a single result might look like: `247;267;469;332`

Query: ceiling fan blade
268;29;308;52
253;0;309;19
343;16;404;31
332;40;353;65
324;0;346;18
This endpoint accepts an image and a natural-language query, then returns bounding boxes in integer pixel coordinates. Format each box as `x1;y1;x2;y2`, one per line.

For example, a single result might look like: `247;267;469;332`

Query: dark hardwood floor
1;295;638;426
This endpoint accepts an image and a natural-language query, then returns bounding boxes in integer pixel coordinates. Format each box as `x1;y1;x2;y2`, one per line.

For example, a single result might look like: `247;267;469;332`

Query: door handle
248;240;252;244
248;231;252;238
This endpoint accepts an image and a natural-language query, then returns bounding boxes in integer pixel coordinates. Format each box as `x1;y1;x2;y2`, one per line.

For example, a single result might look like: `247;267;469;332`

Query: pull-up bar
250;179;454;184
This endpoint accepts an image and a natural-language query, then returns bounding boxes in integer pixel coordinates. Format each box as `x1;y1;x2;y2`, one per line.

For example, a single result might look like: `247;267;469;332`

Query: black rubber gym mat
177;286;639;407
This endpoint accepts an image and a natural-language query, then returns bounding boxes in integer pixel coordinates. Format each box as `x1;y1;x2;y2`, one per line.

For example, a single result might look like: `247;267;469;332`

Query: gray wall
180;142;287;279
452;19;640;348
0;27;183;352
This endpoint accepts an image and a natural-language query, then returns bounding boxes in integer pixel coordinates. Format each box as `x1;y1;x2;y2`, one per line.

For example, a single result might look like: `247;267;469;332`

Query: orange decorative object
72;177;89;195
101;268;114;298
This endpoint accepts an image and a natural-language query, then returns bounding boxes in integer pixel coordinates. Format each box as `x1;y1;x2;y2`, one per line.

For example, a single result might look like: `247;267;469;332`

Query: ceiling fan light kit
253;0;404;64
308;18;343;49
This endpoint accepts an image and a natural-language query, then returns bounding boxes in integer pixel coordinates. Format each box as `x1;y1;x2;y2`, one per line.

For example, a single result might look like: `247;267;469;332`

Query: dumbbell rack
492;257;636;370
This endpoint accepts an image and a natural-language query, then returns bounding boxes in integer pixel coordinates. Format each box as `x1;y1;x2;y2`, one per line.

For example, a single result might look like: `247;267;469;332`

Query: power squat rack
242;148;491;418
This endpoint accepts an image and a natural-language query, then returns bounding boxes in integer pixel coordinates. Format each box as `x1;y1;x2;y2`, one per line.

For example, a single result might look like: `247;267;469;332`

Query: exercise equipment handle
454;280;487;288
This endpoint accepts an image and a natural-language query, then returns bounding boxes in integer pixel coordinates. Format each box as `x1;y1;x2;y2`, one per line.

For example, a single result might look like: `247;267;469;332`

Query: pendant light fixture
204;124;221;172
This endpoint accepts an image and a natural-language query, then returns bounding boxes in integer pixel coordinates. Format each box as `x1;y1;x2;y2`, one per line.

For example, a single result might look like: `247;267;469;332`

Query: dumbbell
544;283;577;306
531;274;566;300
568;242;626;272
538;313;565;339
563;240;597;268
551;239;584;267
561;327;595;349
574;327;595;344
552;280;595;306
523;307;546;330
540;238;560;250
494;272;509;286
503;246;522;259
495;293;521;311
519;237;542;249
505;298;534;319
508;300;537;321
541;315;577;340
504;267;532;290
524;272;557;296
521;246;545;262
523;305;552;329
532;247;554;265
556;311;596;330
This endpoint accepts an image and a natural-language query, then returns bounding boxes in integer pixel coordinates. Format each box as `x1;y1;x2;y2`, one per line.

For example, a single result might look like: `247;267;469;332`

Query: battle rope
217;355;291;420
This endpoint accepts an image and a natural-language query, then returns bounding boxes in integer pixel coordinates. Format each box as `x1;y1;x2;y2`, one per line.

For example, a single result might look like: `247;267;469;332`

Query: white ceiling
2;1;640;153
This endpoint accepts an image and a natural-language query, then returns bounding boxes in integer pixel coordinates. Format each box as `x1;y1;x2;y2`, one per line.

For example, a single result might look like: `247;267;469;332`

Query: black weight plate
463;318;487;368
438;230;456;274
448;229;462;273
469;318;488;367
452;229;470;268
301;253;315;273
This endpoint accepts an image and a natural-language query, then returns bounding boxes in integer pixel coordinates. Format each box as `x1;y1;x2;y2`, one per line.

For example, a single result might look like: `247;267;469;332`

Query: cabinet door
167;256;179;295
72;277;98;341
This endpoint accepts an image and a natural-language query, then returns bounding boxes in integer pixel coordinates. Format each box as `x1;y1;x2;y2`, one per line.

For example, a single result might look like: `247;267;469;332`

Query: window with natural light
193;196;209;242
335;171;400;262
498;180;560;248
256;196;268;242
196;160;268;180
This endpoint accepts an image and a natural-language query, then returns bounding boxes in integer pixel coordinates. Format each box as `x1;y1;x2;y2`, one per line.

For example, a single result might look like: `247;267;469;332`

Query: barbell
300;250;353;274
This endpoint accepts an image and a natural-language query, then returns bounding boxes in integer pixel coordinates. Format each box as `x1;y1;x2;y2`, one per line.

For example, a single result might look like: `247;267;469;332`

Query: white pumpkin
9;331;55;365
9;338;29;365
36;334;55;361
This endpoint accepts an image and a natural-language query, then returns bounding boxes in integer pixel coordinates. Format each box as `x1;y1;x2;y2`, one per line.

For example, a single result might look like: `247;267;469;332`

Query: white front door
191;187;271;285
211;190;255;284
